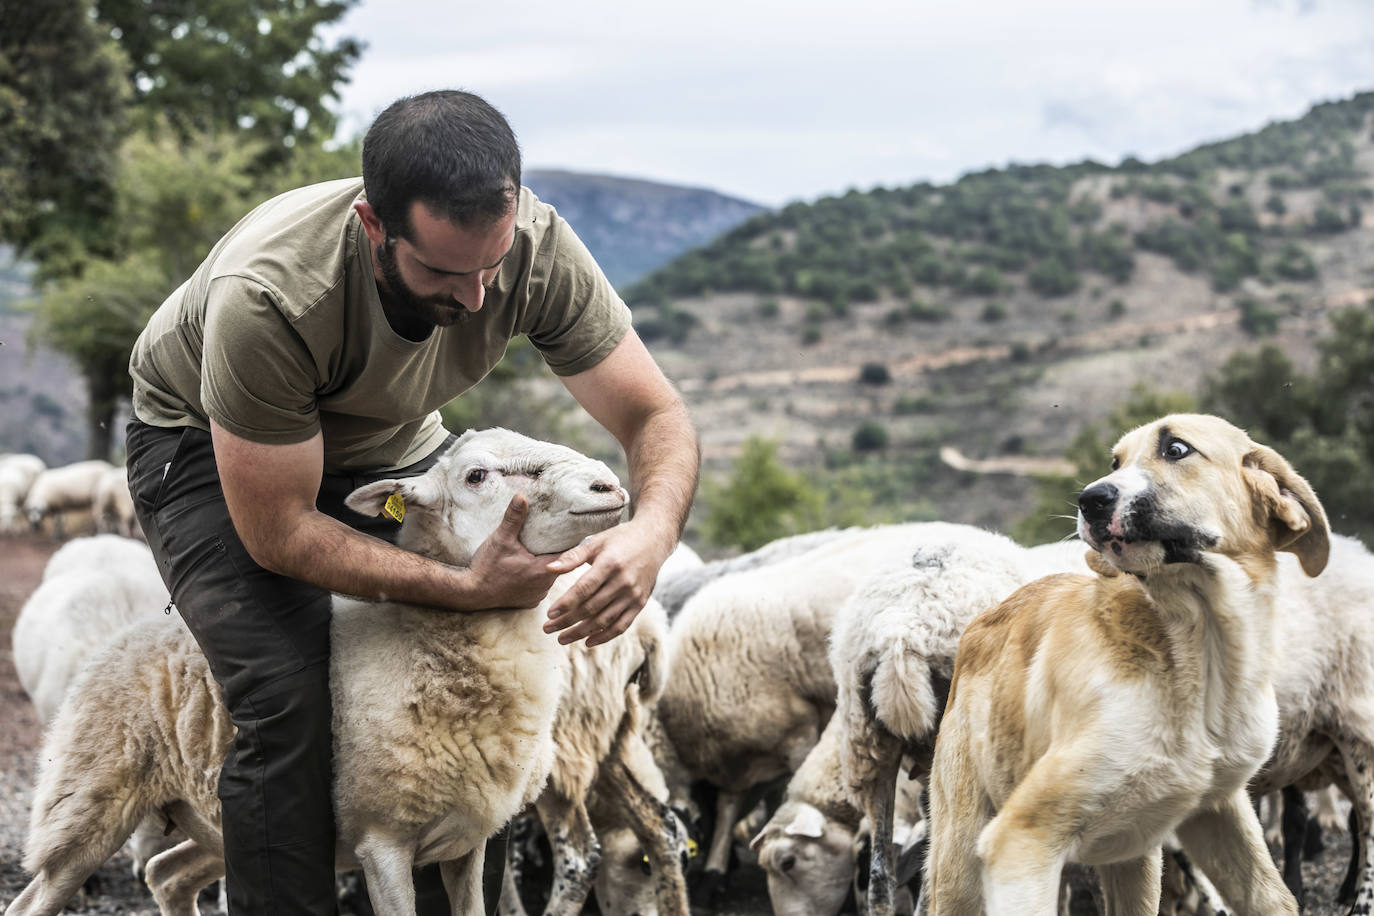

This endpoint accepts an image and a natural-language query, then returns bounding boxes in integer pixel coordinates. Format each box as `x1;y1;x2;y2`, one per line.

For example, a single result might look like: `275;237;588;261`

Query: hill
614;92;1374;543
523;170;766;287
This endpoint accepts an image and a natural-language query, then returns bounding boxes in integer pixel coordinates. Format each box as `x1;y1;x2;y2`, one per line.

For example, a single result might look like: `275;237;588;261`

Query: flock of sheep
0;452;139;540
3;430;1374;915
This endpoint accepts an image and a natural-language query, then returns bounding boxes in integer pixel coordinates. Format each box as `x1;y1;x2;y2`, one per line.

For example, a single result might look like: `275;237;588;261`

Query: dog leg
1174;788;1297;915
925;745;986;916
1095;852;1160;916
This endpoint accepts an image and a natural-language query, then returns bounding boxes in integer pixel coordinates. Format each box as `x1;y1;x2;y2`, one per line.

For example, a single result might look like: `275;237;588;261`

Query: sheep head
345;428;628;566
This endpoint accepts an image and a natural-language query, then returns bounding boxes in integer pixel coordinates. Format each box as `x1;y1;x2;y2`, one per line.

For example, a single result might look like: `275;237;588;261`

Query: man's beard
376;240;470;336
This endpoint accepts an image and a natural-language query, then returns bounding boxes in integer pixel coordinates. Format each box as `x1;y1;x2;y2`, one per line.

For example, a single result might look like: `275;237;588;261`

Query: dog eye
1110;456;1120;470
1163;440;1193;461
465;468;487;485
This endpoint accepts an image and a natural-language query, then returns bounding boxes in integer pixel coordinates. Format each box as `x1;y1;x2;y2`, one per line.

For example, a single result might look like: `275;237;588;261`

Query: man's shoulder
210;178;367;320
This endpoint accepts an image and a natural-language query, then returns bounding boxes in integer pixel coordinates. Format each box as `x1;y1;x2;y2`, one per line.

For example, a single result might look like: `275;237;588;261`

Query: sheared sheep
22;459;114;539
5;428;628;916
0;453;46;534
656;522;993;891
828;533;1089;915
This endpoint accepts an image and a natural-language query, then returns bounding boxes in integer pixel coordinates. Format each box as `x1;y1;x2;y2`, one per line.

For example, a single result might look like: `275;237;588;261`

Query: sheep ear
1242;445;1330;577
344;476;443;520
782;804;827;839
748;827;768;852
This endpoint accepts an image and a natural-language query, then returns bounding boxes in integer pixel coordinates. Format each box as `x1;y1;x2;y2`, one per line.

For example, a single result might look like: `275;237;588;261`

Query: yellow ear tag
382;492;406;523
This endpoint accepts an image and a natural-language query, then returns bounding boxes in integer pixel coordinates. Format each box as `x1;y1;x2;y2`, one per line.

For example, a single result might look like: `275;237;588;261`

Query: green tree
0;0;129;279
29;129;268;458
700;438;824;551
1012;385;1198;545
1201;302;1374;541
95;0;363;161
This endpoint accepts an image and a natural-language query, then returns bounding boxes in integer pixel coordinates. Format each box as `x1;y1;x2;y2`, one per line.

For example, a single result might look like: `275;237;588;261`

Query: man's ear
353;200;386;247
1242;444;1330;577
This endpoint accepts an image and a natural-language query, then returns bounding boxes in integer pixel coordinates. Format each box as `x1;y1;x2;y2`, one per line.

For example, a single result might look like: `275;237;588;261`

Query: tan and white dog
925;414;1330;915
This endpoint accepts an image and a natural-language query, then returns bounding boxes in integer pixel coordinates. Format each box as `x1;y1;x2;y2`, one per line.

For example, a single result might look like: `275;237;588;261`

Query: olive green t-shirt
129;178;631;472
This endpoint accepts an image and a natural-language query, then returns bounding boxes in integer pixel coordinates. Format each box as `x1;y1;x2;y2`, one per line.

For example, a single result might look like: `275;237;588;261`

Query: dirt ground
0;532;1358;915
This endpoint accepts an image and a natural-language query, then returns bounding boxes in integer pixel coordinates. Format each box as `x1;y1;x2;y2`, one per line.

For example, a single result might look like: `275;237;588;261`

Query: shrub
981;302;1008;322
852;420;890;452
858;362;892;385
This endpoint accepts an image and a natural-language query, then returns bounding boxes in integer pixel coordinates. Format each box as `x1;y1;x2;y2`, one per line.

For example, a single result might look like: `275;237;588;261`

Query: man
125;89;699;914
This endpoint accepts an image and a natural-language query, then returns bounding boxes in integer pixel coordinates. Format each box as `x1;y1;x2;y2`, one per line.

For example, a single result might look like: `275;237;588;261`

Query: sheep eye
638;856;652;876
1163;439;1193;461
466;468;487;485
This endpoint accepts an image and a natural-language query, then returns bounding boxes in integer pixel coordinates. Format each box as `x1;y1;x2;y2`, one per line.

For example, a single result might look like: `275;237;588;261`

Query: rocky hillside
614;92;1374;540
523;170;765;287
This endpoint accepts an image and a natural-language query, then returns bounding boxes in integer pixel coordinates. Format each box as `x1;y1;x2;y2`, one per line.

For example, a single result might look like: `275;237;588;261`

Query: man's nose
452;275;486;312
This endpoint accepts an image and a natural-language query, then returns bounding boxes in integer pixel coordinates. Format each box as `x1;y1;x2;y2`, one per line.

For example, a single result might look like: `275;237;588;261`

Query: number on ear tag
382;492;406;523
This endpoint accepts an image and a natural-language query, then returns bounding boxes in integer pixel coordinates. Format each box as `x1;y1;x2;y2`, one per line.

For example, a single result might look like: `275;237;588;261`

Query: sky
326;0;1374;208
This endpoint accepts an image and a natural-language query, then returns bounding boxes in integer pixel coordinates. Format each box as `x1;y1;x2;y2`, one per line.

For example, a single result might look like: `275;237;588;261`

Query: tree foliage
699;438;825;552
0;0;129;279
1201;302;1374;542
95;0;363;161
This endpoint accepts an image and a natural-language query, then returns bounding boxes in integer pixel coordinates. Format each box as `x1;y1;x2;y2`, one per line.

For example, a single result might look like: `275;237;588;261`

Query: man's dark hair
362;90;521;238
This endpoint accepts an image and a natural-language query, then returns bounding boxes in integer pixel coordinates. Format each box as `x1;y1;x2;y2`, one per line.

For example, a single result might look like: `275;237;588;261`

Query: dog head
1076;413;1329;578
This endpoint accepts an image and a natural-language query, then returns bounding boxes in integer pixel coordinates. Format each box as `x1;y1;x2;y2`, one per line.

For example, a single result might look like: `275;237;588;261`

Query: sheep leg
535;794;599;916
701;788;744;880
145;838;226;916
1332;733;1374;914
439;850;485;916
858;731;906;916
496;856;530;916
356;836;418;916
605;755;691;916
1279;784;1307;906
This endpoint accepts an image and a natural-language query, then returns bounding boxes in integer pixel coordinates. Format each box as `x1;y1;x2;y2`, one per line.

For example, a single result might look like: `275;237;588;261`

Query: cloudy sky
327;0;1374;207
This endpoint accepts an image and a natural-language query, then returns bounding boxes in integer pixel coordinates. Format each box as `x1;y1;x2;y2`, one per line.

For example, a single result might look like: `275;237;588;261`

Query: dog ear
1243;444;1330;577
1084;549;1121;578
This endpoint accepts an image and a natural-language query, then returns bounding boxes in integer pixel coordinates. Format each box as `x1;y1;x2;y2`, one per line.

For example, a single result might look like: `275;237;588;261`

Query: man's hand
541;517;670;648
466;495;564;610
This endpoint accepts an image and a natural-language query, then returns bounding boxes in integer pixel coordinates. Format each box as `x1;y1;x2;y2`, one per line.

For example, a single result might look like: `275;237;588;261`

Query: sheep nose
1078;482;1119;523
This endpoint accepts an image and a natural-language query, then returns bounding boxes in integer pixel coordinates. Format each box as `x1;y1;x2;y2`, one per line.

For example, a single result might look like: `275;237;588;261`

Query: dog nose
1078;482;1119;522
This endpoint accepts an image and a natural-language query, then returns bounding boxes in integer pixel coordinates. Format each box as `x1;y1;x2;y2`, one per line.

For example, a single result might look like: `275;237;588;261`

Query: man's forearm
255;508;484;609
623;400;700;549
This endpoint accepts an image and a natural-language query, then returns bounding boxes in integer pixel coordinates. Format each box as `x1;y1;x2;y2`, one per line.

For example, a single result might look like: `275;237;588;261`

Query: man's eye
1163;440;1193;461
466;469;487;485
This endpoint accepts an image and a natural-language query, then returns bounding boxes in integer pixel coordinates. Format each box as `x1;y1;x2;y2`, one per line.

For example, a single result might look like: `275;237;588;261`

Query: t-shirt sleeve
523;215;633;377
200;276;322;444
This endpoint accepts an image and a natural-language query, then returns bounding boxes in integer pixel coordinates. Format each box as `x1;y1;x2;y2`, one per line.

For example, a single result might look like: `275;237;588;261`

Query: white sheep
651;527;856;617
0;453;46;534
15;536;169;724
6;428;629;916
91;466;140;539
13;535;177;884
512;595;691;916
828;532;1089;915
22;459;114;539
655;522;991;890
